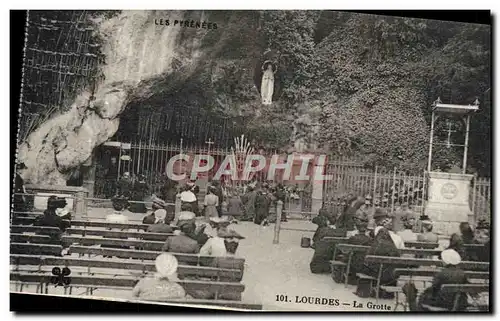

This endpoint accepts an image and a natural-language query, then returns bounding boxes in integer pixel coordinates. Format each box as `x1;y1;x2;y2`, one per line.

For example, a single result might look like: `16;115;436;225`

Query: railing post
273;200;283;244
173;193;182;225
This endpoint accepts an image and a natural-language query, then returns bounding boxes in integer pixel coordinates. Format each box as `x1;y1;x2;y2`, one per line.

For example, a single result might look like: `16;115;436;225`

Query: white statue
260;60;277;105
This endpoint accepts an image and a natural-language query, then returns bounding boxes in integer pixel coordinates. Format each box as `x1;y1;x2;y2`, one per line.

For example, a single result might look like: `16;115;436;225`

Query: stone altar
425;171;474;236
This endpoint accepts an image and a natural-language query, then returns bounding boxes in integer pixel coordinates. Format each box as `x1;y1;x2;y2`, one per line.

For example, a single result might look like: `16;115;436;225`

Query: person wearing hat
129;174;149;214
180;184;199;216
417;219;439;243
142;196;167;224
392;202;413;233
417;219;439;242
203;186;219;219
373;208;405;249
397;212;418;242
199;227;245;257
241;184;257;222
162;221;199;254
416;249;470;311
33;195;70;237
145;204;177;236
132;253;187;300
359;227;401;299
106;196;130;224
253;184;272;226
117;172;133;199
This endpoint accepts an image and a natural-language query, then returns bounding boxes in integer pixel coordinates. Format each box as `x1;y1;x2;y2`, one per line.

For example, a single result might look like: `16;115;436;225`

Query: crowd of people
309;194;490;311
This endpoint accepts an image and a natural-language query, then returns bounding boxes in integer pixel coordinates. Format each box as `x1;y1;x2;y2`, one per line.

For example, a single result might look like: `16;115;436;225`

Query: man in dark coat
309;222;347;274
254;184;271;225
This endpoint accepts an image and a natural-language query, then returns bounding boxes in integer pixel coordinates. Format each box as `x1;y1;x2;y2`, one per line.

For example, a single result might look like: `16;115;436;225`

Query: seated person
199;227;234;257
412;249;470;311
341;216;372;284
191;229;245;301
397;214;418;242
470;219;490;263
309;223;347;274
417;219;439;243
143;197;169;225
312;207;339;247
106;196;130;224
162;222;199;254
132;253;188;301
145;208;176;236
34;196;70;239
360;226;402;299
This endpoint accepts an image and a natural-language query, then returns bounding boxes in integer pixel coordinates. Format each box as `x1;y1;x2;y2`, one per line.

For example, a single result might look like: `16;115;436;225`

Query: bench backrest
10;254;242;281
440;284;489;295
394;268;490;280
10;243;63;256
336;244;370;253
66;228;173;241
62;235;165;251
404;241;439;249
11;225;61;235
68;245;245;271
365;255;489;271
71;220;149;231
10;233;54;244
10;272;245;294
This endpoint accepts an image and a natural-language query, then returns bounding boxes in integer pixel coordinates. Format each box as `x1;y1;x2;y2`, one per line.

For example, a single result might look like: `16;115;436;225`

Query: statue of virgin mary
261;60;277;105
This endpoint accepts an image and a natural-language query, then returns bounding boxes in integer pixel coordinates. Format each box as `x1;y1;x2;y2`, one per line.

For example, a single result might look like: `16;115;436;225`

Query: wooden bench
363;255;490;300
10;254;243;281
71;220;149;231
10;233;54;244
332;244;442;287
332;244;371;287
394;268;489;281
382;269;490;311
10;272;245;300
10;243;63;256
66;228;174;241
442;284;490;311
68;245;246;271
404;241;439;249
11;225;62;235
62;236;165;251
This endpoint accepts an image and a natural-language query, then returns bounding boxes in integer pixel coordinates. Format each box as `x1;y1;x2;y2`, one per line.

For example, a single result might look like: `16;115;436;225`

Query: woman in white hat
180;184;199;216
415;249;470;311
132;253;187;301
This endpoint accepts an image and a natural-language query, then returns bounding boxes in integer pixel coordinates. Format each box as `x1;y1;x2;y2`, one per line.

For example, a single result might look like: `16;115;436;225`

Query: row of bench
10;218;254;307
326;242;489;310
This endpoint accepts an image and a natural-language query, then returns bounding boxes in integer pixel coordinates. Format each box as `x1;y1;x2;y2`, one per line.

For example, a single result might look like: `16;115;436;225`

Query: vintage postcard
11;10;491;312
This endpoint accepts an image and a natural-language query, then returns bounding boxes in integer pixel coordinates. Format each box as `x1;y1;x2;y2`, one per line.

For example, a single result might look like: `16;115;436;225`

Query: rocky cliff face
18;10;265;184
